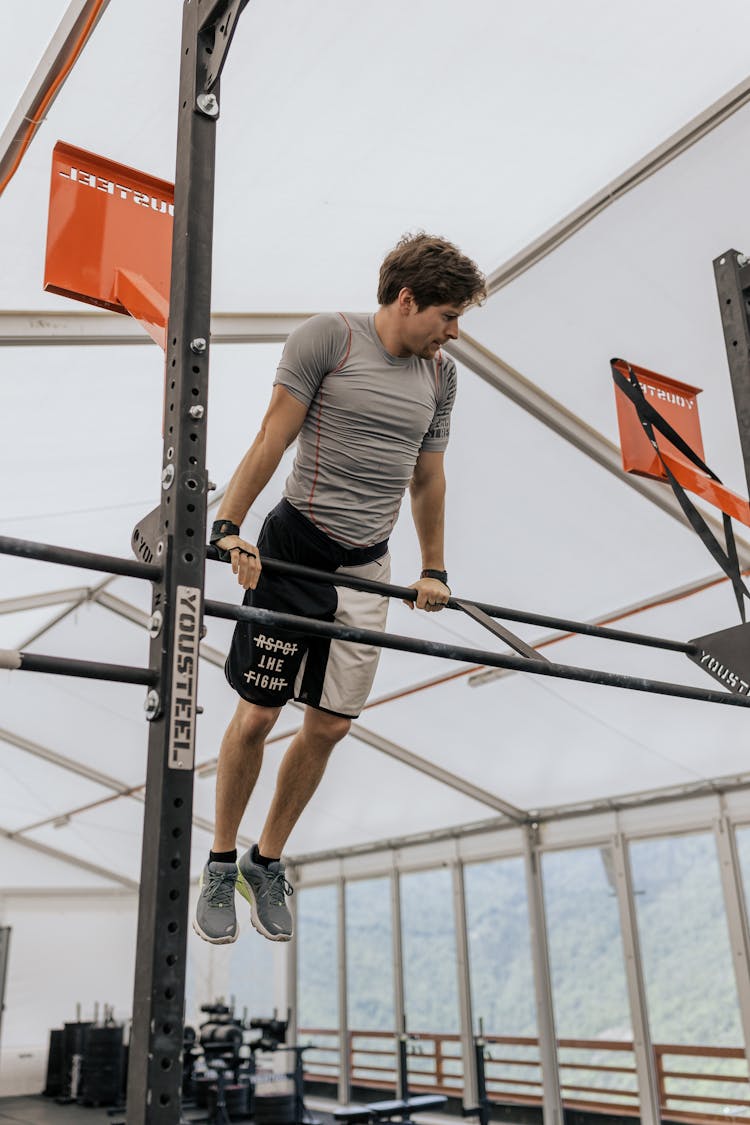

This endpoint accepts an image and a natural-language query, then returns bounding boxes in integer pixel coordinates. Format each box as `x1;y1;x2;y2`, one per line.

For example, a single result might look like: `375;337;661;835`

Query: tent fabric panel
0;733;116;832
2;3;750;309
463;102;750;499
0;833;125;889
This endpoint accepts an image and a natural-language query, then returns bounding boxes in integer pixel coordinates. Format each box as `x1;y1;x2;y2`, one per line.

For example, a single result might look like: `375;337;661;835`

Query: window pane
346;877;394;1030
630;832;745;1117
228;934;275;1019
297;884;339;1087
465;856;536;1035
346;877;395;1091
543;846;636;1112
401;867;459;1093
465;856;540;1105
401;868;459;1033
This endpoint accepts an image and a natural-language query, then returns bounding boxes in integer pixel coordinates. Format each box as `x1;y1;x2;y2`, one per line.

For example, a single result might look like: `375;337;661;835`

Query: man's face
402;298;465;359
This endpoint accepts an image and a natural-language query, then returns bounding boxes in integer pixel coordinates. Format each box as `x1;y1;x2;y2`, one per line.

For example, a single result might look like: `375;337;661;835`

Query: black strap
210;519;240;544
421;568;449;586
611;359;749;621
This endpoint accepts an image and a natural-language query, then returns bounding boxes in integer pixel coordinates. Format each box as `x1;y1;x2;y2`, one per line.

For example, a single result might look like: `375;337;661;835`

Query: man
193;232;486;945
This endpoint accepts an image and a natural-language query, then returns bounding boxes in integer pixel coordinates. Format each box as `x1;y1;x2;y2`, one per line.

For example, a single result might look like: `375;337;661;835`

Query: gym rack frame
123;3;248;1122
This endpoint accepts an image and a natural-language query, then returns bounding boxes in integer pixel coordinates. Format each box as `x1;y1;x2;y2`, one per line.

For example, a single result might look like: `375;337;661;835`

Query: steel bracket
198;0;251;93
689;621;750;697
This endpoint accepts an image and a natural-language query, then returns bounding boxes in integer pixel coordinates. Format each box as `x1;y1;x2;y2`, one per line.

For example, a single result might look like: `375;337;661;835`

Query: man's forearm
218;429;287;527
410;475;446;570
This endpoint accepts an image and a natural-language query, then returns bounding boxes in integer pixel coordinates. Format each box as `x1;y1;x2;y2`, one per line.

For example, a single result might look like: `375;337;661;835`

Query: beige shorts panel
317;552;391;717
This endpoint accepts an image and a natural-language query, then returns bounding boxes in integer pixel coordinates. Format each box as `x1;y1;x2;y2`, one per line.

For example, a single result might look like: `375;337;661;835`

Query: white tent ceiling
3;0;750;889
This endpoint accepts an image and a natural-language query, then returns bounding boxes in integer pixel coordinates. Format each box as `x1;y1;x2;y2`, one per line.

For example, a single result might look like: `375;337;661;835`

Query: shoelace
264;869;294;907
205;869;236;908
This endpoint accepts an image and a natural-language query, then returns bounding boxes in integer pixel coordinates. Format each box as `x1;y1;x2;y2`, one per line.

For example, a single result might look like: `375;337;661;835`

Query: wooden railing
298;1028;750;1123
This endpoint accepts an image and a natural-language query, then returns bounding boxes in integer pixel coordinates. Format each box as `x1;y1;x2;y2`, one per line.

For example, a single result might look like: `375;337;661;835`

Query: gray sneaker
193;861;239;944
237;847;294;941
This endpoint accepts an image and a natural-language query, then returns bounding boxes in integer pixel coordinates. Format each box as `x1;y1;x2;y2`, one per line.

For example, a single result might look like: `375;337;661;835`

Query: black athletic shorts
225;500;390;718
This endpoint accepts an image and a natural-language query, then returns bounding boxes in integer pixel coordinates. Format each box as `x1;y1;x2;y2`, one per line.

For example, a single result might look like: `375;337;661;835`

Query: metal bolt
189;404;205;419
197;706;204;715
161;464;175;490
148;610;164;639
144;690;160;721
190;337;207;354
200;624;208;639
720;257;727;266
739;254;749;267
208;480;217;491
196;93;219;118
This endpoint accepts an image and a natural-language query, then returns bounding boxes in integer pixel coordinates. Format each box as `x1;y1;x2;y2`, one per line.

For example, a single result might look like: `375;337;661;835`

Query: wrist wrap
210;519;240;545
211;519;240;563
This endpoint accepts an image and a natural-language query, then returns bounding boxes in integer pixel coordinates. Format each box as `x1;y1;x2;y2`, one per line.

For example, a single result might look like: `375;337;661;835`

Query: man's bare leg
195;699;282;945
212;699;282;852
259;706;351;858
233;706;351;941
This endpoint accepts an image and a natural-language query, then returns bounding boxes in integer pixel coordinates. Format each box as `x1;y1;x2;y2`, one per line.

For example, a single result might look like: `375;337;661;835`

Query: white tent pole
451;857;478;1107
284;868;299;1044
713;810;750;1084
485;75;750;296
337;876;351;1103
523;823;563;1125
609;833;661;1125
390;865;407;1090
0;824;136;888
0;587;90;615
0;1;111;192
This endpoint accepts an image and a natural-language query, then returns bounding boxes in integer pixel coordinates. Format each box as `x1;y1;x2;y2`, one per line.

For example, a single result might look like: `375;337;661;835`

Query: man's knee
233;700;281;743
305;708;351;748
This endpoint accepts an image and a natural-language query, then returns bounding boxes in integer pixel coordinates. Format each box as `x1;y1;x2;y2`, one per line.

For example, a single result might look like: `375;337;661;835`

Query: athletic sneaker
237;847;294;941
193;861;239;944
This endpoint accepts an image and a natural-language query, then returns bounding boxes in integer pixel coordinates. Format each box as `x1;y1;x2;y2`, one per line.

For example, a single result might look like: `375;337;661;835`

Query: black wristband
210;519;240;545
421;568;448;585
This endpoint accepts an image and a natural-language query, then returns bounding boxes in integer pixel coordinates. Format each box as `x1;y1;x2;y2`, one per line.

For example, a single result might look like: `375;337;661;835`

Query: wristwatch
421;568;448;585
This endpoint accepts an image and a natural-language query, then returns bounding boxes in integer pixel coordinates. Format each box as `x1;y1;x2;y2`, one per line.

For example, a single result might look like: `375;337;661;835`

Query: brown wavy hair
377;232;486;310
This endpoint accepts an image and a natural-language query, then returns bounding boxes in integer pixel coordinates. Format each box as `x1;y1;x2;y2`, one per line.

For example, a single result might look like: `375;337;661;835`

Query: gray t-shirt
273;312;456;547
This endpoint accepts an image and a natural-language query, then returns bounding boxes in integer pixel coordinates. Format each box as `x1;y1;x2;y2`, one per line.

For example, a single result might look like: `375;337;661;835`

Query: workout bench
334;1094;448;1125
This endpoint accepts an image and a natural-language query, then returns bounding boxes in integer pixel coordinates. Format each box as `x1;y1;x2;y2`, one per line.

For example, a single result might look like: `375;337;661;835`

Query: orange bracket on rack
44;141;173;349
612;358;750;527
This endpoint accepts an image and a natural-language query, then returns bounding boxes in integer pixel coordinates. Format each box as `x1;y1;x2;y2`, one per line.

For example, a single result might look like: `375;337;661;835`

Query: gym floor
0;1094;342;1124
0;1096;114;1123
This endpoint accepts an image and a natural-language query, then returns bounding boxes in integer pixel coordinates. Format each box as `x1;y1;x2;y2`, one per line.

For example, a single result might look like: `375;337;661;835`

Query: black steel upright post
126;2;247;1122
714;249;750;501
0;927;10;1064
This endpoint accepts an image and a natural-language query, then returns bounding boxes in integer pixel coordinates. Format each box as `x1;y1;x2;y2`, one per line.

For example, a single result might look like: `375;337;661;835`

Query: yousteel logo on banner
44;140;174;317
58;163;175;216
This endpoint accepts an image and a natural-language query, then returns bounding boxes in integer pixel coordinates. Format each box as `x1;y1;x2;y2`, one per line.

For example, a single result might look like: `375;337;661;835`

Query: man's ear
397;287;416;315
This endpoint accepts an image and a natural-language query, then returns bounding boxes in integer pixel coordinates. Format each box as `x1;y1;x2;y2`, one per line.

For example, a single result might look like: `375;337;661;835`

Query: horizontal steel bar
0;534;161;581
0;310;310;346
203;601;750;708
3;649;156;686
206;547;696;656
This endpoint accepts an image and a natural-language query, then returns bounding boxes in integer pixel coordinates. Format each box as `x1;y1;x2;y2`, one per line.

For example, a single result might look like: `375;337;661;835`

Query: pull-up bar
0;531;713;702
